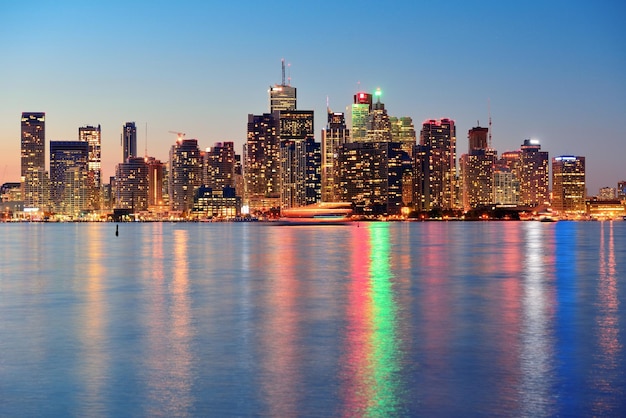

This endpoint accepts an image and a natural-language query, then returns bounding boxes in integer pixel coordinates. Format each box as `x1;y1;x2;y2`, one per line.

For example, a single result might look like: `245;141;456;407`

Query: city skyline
1;1;624;194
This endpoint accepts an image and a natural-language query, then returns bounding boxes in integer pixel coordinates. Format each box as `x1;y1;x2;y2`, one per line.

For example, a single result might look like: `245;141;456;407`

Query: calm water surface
1;221;625;417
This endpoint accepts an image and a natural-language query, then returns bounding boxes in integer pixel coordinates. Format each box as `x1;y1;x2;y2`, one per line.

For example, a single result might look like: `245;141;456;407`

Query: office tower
598;187;616;200
270;60;296;112
552;156;586;215
416;118;457;211
78;125;102;209
49;141;89;216
519;139;549;207
390;116;417;157
460;126;496;211
169;138;202;213
145;157;165;208
321;110;350;201
366;92;392;142
244;113;281;211
192;185;241;218
115;157;149;212
278;110;319;209
493;167;520;205
204;141;237;192
351;92;373;141
121;122;137;162
21;112;48;209
337;141;408;215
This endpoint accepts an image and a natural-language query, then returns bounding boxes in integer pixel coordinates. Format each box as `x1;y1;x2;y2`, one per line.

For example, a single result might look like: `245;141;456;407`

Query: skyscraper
351;92;372;142
519;139;549;207
269;60;296;112
416;118;457;210
365;93;392;143
50;141;89;216
79;125;102;209
244;112;281;211
115;156;149;212
552;155;586;215
121;122;137;162
390;116;417;157
169;138;202;213
460;126;496;211
21;112;47;209
321;110;350;202
204;141;237;192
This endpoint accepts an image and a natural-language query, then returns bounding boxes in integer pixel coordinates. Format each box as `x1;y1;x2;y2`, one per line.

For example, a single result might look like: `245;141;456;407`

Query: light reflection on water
1;221;625;416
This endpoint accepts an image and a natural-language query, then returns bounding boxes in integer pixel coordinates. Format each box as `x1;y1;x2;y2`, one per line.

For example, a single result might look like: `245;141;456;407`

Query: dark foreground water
1;221;625;417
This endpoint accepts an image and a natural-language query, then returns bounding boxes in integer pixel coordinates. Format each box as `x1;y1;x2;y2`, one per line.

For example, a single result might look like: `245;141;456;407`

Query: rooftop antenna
281;58;285;86
326;95;330;112
287;62;291;86
488;98;492;149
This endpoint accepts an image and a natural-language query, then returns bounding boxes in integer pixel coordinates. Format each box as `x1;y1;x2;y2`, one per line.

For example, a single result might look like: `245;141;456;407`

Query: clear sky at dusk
1;0;624;194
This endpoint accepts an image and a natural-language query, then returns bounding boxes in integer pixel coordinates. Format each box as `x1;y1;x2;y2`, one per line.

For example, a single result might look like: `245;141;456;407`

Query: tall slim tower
79;125;102;209
169;138;202;213
321;110;350;201
269;60;296;112
21;112;47;210
460;126;496;211
366;90;392;142
121;122;137;162
50;141;89;216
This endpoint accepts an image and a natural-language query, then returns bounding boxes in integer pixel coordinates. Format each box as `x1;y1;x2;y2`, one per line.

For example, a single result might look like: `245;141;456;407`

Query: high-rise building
337;141;408;215
78;125;102;209
618;181;626;200
204;141;237;193
277;110;319;209
145;157;165;208
169;138;202;213
50;141;89;216
366;93;392;143
390;116;417;157
21;112;47;209
321;111;350;201
115;157;149;212
121;122;137;162
351;92;372;142
552;156;586;215
244;112;281;211
460;126;496;211
519;139;549;207
415;118;457;211
269;60;296;112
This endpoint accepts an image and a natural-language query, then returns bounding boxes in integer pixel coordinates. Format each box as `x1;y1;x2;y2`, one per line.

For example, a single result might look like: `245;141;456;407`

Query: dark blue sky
1;0;624;193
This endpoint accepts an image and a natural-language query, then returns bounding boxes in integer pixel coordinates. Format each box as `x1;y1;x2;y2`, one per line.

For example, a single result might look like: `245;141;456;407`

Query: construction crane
168;131;186;142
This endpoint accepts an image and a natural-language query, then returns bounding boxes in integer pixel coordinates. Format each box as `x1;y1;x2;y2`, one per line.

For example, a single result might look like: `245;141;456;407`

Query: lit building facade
460;126;496;211
416;118;457;211
122;122;137;162
244;112;281;210
337;141;407;215
598;187;616;200
552;155;586;215
618;181;626;200
50;141;89;216
21;112;48;209
351;92;372;142
365;97;392;143
204;141;237;193
321;111;350;201
169;138;202;213
146;157;165;208
390;116;416;157
192;185;241;218
79;125;102;209
519;139;549;207
115;156;149;212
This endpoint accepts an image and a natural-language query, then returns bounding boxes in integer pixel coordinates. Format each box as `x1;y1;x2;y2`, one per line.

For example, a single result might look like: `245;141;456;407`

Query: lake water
1;221;625;417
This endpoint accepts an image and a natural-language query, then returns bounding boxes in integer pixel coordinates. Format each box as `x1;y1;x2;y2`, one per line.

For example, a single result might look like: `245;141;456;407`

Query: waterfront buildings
122;122;137;162
552;155;586;215
460;126;496;212
21;112;47;210
204;141;238;192
350;92;372;142
49;141;89;216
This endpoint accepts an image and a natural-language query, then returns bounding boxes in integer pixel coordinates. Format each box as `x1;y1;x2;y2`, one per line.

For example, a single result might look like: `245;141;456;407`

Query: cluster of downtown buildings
3;70;626;221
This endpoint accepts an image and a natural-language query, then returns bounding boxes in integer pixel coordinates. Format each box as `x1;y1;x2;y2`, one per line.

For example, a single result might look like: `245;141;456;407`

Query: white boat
277;202;353;225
